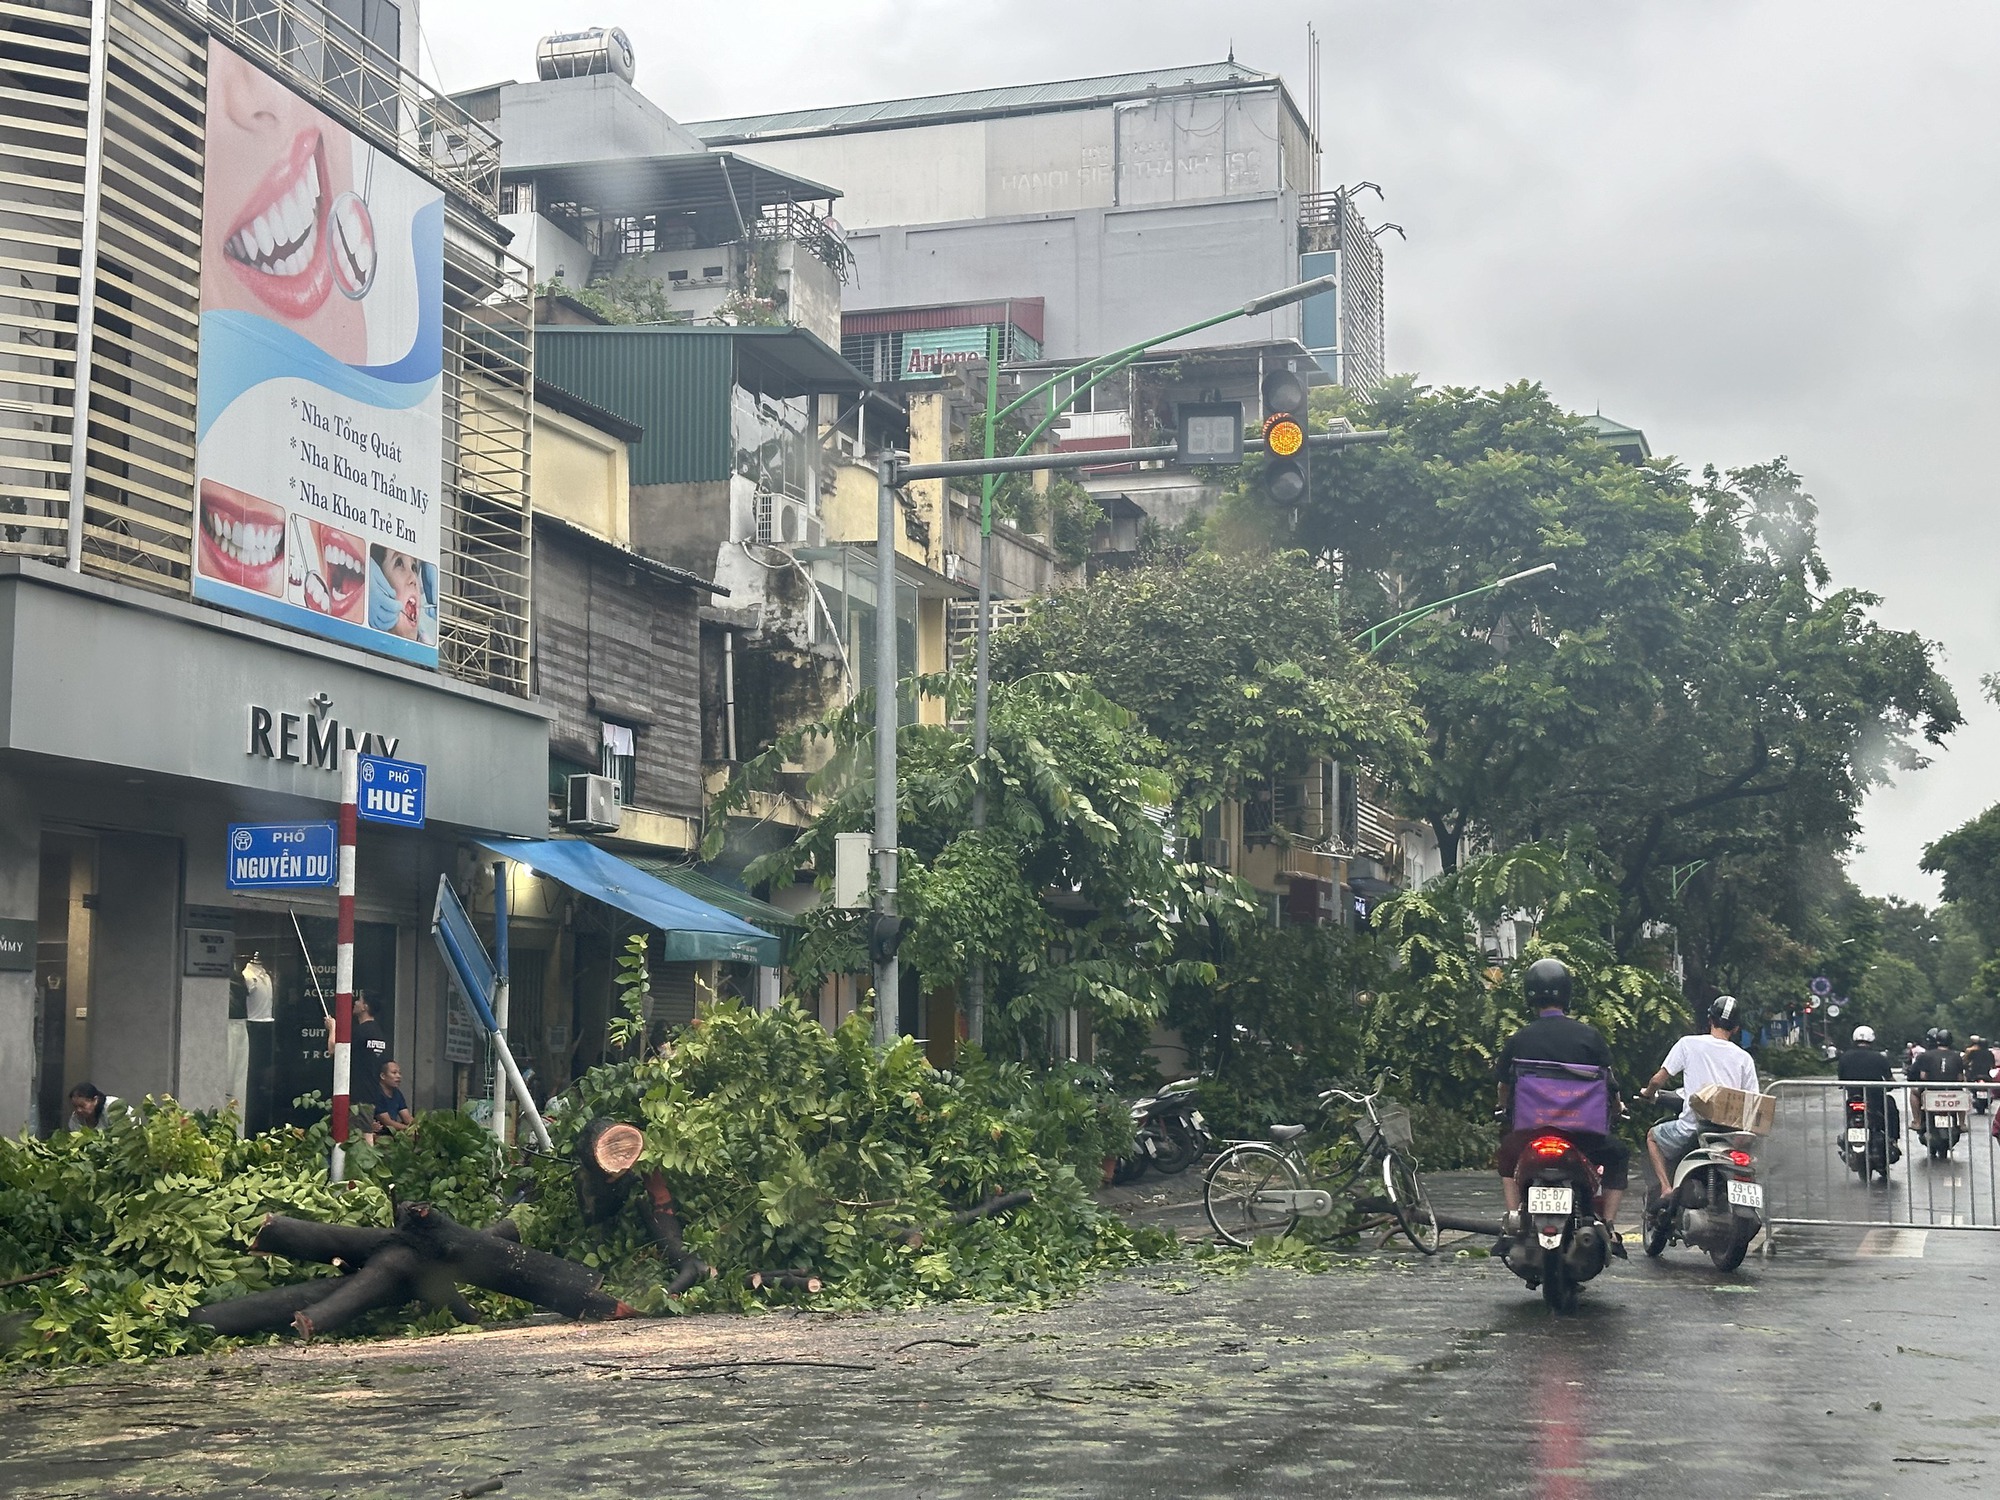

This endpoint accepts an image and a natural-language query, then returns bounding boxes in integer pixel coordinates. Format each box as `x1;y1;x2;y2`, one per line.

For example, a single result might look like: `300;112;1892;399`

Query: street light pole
1356;563;1557;653
873;452;901;1046
966;323;1002;1047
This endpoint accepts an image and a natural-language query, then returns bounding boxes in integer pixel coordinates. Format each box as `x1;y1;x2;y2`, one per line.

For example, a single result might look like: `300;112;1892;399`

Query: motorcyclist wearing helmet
1963;1035;1996;1086
1494;958;1631;1241
1909;1027;1966;1128
1639;996;1761;1208
1837;1023;1901;1145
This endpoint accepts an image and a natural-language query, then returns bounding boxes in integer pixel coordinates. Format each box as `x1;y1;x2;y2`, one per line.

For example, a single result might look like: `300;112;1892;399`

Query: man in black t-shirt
1495;958;1630;1230
1836;1024;1900;1144
327;990;391;1090
1909;1028;1965;1129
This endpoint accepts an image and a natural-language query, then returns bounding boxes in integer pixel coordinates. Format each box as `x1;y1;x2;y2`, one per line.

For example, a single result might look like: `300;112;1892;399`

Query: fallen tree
192;1205;633;1340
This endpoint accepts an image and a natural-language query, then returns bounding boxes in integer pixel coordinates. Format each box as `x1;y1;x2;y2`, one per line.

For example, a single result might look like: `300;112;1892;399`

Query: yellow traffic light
1263;414;1305;457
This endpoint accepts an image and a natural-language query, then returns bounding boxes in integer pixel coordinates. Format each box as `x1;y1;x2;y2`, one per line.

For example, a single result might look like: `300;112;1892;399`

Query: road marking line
1857;1228;1928;1258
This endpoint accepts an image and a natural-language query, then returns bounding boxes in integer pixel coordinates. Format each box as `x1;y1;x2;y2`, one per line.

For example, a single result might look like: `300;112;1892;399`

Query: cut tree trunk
575;1118;645;1225
293;1244;425;1340
395;1203;617;1319
191;1281;345;1337
194;1207;631;1339
251;1217;398;1265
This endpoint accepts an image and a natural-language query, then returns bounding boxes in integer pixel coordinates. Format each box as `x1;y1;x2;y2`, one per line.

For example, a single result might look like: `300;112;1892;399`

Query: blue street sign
227;822;338;889
357;753;427;828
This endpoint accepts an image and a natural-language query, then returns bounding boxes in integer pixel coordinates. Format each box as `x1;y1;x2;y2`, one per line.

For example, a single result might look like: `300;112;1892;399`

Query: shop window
230;914;397;1132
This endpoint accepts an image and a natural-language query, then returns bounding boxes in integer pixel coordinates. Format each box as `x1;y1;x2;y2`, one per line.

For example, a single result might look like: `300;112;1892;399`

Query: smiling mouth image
199;481;286;595
306;521;367;620
222;129;333;319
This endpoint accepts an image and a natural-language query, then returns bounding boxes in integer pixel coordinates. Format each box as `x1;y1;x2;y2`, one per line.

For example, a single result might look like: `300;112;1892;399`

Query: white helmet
1852;1024;1876;1046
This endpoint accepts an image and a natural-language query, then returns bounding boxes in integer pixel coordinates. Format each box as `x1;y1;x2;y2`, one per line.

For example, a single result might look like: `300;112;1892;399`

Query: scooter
1500;1129;1617;1313
1916;1085;1969;1160
1836;1088;1897;1183
1643;1092;1763;1271
1130;1078;1213;1175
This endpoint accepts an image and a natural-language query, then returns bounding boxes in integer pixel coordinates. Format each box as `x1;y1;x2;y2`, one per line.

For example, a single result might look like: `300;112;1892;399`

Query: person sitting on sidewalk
365;1059;413;1143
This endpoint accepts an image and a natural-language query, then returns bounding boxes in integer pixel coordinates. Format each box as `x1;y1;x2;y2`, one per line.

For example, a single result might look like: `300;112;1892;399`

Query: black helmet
1925;1027;1944;1048
1937;1029;1955;1049
1523;957;1573;1010
1708;995;1742;1030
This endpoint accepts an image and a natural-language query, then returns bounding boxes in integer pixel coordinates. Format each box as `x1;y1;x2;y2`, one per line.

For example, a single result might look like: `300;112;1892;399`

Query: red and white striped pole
329;745;358;1182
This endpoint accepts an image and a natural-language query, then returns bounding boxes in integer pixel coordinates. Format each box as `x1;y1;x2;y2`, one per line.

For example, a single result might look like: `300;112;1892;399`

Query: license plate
1727;1180;1763;1208
1527;1186;1573;1215
1191;1111;1207;1130
1928;1091;1969;1113
1846;1127;1869;1144
1935;1116;1956;1129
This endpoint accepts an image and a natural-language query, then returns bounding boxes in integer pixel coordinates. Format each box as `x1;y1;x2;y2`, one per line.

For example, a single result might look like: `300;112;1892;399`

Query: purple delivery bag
1510;1058;1612;1136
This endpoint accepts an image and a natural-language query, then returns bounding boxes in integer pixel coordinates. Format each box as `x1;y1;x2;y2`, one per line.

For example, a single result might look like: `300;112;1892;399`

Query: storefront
0;560;548;1136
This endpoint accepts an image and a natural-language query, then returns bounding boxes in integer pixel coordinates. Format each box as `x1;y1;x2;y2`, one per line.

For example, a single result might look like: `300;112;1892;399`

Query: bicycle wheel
1382;1150;1440;1255
1204;1144;1305;1247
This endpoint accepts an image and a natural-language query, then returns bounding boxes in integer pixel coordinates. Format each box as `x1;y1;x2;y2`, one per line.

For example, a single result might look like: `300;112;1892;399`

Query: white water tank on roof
535;27;636;83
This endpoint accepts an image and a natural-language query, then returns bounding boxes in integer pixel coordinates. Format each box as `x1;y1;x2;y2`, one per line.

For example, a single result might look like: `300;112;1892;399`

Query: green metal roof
624;857;805;963
690;61;1283;145
1582;413;1652;462
534;326;871;487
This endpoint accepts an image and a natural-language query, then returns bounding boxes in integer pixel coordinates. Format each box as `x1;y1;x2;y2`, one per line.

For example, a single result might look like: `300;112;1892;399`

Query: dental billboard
194;41;443;667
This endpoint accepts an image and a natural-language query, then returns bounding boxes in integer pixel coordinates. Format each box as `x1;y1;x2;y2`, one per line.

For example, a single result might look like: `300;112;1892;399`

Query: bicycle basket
1370;1103;1415;1152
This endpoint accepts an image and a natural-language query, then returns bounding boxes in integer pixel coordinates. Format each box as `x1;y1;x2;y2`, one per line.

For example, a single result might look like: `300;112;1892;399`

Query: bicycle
1202;1078;1441;1254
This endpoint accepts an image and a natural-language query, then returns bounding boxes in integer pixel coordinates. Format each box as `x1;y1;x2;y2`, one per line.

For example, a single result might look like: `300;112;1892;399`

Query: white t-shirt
1662;1034;1760;1126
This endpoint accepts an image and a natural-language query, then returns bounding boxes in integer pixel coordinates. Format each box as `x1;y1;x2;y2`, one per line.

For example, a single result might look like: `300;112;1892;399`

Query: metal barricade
1760;1078;2000;1243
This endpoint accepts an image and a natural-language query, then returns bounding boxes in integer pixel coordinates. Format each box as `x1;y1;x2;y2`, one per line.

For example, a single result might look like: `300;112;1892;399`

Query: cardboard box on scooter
1692;1083;1776;1135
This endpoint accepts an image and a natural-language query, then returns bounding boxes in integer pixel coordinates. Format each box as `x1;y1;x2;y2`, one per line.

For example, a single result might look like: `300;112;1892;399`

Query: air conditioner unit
755;493;821;548
565;773;622;833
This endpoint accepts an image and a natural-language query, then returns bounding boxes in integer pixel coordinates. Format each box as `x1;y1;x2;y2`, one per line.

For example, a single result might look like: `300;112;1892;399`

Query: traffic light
1261;369;1310;504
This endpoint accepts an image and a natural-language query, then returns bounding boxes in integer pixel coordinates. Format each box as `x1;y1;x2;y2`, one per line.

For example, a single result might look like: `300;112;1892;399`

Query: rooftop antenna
1307;23;1322;196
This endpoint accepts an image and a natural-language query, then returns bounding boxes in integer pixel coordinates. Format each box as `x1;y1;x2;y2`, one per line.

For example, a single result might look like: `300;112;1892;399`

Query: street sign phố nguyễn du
227;821;338;889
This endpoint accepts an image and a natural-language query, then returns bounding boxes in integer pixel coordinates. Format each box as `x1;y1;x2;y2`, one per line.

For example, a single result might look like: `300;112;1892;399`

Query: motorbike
1642;1092;1762;1270
1837;1087;1898;1183
1915;1084;1969;1160
1129;1078;1212;1175
1500;1128;1616;1313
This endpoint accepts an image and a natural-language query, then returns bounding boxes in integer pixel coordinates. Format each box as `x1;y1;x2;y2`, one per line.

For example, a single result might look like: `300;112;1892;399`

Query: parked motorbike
1130;1078;1213;1175
1643;1092;1763;1271
1500;1129;1616;1313
1916;1085;1969;1160
1837;1088;1897;1183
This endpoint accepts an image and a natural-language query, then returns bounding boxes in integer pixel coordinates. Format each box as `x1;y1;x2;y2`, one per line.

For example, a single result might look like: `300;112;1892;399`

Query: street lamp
1355;563;1557;653
960;274;1338;1044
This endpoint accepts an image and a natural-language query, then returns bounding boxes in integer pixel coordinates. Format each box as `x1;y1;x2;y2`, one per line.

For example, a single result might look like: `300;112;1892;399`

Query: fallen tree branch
0;1267;63;1291
746;1270;822;1292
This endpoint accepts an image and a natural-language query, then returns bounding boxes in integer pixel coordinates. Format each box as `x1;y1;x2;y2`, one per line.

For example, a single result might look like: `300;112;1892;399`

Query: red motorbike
1501;1131;1615;1314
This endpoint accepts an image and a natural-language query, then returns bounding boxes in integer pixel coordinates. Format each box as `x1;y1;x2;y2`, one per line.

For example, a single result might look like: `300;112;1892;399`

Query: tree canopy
991;550;1423;808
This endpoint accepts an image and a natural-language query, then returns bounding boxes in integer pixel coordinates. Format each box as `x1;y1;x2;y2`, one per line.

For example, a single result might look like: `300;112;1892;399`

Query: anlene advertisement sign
194;41;444;667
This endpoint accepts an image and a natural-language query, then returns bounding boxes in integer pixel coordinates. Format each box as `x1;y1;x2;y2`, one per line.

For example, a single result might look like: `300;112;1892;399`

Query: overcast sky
422;1;2000;902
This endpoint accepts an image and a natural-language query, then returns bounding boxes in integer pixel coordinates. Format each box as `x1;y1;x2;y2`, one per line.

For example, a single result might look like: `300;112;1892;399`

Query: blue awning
478;837;780;967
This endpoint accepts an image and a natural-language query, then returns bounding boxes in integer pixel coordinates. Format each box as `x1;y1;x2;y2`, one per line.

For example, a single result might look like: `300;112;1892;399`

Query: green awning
625;858;805;963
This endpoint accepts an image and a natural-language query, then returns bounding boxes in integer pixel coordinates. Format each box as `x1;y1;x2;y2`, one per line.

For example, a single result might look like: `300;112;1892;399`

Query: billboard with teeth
193;41;443;668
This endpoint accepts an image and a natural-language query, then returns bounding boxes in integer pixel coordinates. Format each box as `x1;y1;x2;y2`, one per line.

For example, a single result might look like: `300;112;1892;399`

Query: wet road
4;1197;1997;1500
